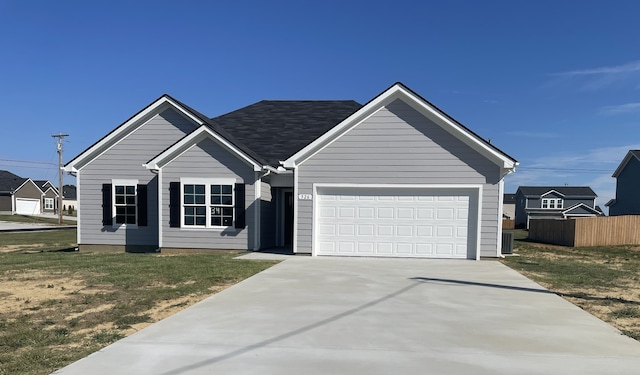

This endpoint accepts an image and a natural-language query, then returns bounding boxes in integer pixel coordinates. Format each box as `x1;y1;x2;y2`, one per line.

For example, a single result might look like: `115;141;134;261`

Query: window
181;179;235;228
44;198;54;210
542;198;563;209
114;182;137;225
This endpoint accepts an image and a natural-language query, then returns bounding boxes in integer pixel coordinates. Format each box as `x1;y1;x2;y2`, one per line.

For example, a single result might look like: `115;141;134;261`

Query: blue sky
1;1;639;209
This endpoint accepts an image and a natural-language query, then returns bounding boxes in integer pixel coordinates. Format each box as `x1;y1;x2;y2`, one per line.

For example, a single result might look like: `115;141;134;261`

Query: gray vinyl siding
610;157;640;216
260;179;277;249
296;99;502;257
78;108;198;246
0;195;11;212
15;181;43;201
160;138;256;250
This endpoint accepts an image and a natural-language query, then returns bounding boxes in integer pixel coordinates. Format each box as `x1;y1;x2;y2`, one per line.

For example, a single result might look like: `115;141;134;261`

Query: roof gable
562;203;601;215
612;150;640;178
145;126;263;172
283;82;517;170
516;186;597;198
213;100;362;166
64;95;208;172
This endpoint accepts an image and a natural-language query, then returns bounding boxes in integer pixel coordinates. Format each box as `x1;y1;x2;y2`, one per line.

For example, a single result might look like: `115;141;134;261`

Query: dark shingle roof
63;184;77;200
503;193;516;203
0;170;27;192
212;100;362;166
517;186;597;197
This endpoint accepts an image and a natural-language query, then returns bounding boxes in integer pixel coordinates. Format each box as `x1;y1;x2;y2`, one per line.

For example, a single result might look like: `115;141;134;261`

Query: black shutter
137;184;147;227
102;183;112;226
234;183;245;229
169;182;181;228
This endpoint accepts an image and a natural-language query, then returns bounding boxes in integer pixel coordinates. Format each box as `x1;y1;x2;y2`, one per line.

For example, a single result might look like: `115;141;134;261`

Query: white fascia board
562;203;600;215
145;126;263;172
540;189;566;198
42;187;59;197
283;84;517;171
65;97;204;172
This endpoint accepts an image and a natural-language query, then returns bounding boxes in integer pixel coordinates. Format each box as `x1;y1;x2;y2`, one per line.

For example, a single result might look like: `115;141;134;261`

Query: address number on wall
298;194;313;200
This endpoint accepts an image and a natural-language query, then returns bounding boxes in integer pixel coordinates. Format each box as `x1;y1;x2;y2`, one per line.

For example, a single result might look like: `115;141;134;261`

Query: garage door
315;187;476;258
16;198;41;215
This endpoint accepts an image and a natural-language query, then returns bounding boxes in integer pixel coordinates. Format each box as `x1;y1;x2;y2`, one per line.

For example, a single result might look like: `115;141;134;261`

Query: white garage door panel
16;198;40;215
316;188;474;259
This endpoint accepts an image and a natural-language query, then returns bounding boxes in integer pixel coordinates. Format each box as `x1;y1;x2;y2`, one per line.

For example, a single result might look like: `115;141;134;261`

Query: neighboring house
62;184;77;211
0;170;46;215
64;83;518;259
34;180;59;213
515;186;601;228
605;150;640;216
503;193;516;219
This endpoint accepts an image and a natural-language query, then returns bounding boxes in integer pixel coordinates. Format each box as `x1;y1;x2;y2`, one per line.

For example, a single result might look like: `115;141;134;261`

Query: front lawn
0;246;277;375
0;214;76;226
501;230;640;341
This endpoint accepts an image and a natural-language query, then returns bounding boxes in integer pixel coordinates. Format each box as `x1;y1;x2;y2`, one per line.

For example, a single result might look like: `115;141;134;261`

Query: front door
283;191;294;247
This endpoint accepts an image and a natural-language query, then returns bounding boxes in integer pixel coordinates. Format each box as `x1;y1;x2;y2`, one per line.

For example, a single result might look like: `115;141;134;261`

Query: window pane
116;216;125;224
196;217;206;226
223;207;233;216
185;207;194;215
115;196;125;204
222;217;232;226
184;195;194;204
126;206;136;215
116;207;126;215
126;196;135;205
196;206;206;215
125;186;135;195
184;185;194;194
211;185;221;194
195;195;205;204
211;196;221;204
195;185;205;194
185;216;194;225
221;196;232;205
222;185;232;194
115;186;124;194
211;217;221;226
211;206;221;215
126;216;136;224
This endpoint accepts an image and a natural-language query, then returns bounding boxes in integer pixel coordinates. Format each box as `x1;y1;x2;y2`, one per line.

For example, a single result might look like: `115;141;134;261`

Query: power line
517;167;612;173
0;158;57;166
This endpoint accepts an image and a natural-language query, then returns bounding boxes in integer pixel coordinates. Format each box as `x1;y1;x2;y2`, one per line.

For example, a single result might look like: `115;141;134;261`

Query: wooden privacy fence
502;219;515;230
529;215;640;247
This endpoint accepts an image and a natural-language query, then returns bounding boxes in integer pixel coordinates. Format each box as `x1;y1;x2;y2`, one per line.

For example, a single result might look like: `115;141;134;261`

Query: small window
44;198;54;210
114;184;136;224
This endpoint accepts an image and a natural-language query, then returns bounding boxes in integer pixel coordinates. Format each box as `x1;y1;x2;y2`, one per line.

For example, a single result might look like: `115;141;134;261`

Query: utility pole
52;133;69;224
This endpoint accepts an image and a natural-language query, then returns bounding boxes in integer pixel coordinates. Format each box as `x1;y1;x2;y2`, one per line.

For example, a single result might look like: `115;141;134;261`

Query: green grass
0;214;76;226
501;233;640;342
0;229;77;252
0;251;278;375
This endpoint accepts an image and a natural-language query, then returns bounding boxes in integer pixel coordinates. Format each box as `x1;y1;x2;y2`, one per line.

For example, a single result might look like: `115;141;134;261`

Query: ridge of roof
0;170;28;192
212;100;362;166
516;186;597;197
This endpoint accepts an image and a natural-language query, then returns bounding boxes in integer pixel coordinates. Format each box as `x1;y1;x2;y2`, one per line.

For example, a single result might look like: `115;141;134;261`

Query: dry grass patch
0;250;278;375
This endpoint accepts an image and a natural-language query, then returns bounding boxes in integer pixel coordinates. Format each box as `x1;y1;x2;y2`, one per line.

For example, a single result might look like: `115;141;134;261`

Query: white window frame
44;198;54;210
541;198;563;209
112;179;138;227
180;178;236;229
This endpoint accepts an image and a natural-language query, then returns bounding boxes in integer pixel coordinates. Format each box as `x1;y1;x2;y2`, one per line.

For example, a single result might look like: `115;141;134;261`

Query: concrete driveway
53;257;640;375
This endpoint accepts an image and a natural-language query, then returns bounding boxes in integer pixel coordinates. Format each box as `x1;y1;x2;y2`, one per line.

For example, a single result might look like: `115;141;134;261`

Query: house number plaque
298;194;313;200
